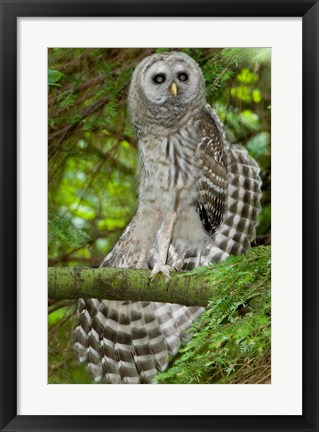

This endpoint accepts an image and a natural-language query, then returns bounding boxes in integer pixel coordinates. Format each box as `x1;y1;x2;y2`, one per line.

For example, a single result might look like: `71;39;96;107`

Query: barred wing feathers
170;105;262;270
201;108;262;264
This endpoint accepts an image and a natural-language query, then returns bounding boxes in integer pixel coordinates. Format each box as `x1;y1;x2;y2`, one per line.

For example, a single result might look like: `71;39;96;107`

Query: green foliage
48;69;63;86
48;48;271;384
157;246;271;384
48;303;93;384
48;212;90;260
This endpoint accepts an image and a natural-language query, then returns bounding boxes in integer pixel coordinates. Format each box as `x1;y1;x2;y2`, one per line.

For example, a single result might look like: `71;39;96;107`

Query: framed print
1;0;318;431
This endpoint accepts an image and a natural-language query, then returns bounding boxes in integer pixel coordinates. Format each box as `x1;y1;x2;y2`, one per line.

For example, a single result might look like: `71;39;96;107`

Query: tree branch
48;266;218;306
48;246;271;307
48;95;109;159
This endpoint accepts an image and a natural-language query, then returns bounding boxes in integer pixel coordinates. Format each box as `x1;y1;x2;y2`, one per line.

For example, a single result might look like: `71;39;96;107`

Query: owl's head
128;51;206;129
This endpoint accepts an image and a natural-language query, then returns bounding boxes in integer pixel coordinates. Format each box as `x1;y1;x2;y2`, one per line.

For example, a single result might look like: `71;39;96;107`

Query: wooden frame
1;1;318;430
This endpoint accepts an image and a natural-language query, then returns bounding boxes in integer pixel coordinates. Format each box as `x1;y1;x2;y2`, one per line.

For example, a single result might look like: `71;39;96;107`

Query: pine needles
157;246;271;384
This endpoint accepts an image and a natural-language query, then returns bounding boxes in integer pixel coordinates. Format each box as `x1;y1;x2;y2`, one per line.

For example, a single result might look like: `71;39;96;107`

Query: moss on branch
48;265;218;306
49;246;270;309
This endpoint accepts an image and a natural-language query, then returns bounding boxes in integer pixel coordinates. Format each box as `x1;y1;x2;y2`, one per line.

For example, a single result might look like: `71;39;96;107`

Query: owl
74;51;262;384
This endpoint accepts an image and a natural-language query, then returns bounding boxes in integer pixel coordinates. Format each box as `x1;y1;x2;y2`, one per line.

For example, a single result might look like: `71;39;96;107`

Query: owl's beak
170;82;178;96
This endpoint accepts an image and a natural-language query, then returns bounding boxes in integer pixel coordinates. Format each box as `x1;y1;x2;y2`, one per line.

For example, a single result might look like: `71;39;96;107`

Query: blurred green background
48;48;271;383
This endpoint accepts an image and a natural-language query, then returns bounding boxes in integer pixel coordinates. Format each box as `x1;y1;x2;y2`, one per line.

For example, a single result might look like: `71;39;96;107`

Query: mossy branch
48;266;218;306
48;246;270;307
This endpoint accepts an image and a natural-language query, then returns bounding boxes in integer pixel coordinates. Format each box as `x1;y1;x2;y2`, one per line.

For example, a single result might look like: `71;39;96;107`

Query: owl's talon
150;264;175;283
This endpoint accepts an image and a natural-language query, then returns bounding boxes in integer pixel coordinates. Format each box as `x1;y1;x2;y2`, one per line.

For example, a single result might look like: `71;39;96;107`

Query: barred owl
74;51;262;384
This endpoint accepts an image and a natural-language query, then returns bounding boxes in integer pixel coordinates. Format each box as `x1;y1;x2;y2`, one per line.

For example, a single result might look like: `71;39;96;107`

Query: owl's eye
152;73;166;84
178;72;188;82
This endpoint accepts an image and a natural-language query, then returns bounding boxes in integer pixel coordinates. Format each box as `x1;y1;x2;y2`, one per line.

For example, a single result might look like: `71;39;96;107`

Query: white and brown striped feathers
74;52;262;384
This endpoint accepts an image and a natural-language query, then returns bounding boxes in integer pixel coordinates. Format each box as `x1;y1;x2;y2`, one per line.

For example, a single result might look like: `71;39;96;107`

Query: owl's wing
197;104;262;260
170;105;262;271
197;104;229;236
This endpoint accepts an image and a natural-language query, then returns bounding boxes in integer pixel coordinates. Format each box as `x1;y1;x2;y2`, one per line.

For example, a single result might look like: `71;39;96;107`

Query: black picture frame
1;1;318;431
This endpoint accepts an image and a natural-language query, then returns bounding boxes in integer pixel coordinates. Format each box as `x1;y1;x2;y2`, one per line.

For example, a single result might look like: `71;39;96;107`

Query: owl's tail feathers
74;299;204;384
200;144;262;264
